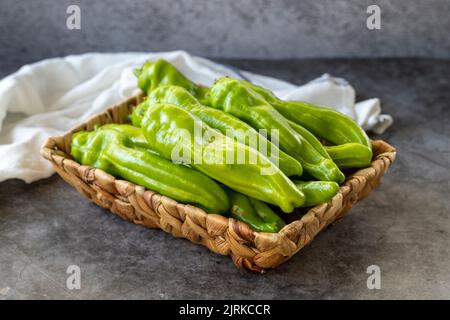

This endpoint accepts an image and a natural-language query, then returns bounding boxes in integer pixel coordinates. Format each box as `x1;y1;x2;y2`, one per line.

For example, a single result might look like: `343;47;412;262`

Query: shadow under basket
41;93;396;273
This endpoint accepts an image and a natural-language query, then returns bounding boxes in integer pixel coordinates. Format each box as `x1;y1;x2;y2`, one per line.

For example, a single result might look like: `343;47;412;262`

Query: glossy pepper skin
131;85;302;177
287;120;332;159
134;59;370;152
295;181;340;207
227;189;285;233
324;143;373;169
209;77;345;183
97;124;149;150
232;79;372;149
134;59;210;105
288;120;370;171
71;127;230;213
248;197;285;232
133;60;370;171
141;103;305;213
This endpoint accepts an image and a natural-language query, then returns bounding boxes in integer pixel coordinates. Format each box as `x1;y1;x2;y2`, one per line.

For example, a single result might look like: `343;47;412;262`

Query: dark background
1;0;449;300
1;0;450;77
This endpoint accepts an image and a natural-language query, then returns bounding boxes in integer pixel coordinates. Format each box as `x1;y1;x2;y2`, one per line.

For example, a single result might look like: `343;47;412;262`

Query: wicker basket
40;92;396;273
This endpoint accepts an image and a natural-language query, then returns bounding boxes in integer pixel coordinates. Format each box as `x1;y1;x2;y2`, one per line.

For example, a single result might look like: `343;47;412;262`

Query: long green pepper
324;143;373;169
97;124;150;150
134;59;372;169
67;59;378;234
208;77;345;183
227;189;285;233
87;124;285;232
134;59;210;105
131;85;302;177
235;79;372;148
288;119;372;169
71;126;230;213
295;181;340;207
134;59;369;148
140;103;305;213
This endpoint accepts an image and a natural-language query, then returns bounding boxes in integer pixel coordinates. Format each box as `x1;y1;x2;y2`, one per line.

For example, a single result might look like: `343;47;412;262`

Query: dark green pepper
131;85;302;177
324;143;373;169
209;77;345;183
294;180;340;207
133;60;371;170
141;103;305;213
71;126;230;213
231;79;372;149
248;197;285;232
287;120;332;159
227;189;285;233
134;60;370;149
134;59;210;105
286;120;371;171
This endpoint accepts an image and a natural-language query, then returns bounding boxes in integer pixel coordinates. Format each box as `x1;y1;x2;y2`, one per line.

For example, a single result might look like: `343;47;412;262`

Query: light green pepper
134;59;371;170
248;197;285;232
97;124;149;150
209;77;345;183
295;180;340;207
287;120;332;159
131;85;302;177
227;189;285;233
134;59;210;105
231;79;372;149
141;103;305;213
324;143;373;169
71;126;230;213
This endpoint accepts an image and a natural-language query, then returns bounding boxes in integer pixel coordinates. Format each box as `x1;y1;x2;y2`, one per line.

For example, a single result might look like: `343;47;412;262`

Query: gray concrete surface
1;0;450;76
0;58;450;299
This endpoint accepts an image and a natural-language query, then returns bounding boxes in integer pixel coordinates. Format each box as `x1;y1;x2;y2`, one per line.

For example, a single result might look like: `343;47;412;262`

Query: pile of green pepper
71;59;373;233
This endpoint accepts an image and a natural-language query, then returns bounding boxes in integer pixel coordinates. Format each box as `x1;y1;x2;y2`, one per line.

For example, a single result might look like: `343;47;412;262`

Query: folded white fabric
0;51;393;183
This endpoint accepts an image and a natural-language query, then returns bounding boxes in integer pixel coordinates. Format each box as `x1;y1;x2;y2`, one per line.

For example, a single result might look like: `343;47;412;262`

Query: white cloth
0;51;393;183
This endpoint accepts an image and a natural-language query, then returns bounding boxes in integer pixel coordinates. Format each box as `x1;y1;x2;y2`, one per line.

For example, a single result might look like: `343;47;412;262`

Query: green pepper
294;180;340;207
131;85;302;177
227;189;285;233
288;120;371;173
287;120;332;159
229;79;371;148
97;124;150;150
209;77;345;183
134;59;210;105
141;103;305;213
133;60;370;171
71;126;230;213
324;143;373;169
248;197;285;232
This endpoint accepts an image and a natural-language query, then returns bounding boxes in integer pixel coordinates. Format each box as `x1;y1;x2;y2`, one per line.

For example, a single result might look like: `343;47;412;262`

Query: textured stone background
1;0;450;300
1;58;450;300
1;0;449;74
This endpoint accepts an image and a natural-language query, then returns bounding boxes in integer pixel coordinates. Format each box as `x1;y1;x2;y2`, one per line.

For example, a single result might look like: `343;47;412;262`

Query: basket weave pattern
41;93;396;273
